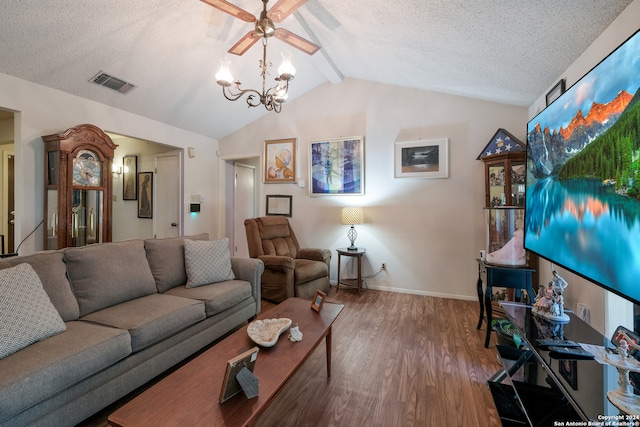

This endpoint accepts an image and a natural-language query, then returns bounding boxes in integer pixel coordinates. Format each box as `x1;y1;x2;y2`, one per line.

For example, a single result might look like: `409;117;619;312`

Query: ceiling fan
201;0;320;56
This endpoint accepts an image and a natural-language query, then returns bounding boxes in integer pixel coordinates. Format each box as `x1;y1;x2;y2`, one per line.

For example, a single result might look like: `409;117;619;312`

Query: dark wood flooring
78;289;503;427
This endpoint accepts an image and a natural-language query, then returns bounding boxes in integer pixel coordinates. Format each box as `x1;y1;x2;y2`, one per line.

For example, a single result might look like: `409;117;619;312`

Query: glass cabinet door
511;161;526;207
488;163;506;206
46;189;59;250
71;189;103;246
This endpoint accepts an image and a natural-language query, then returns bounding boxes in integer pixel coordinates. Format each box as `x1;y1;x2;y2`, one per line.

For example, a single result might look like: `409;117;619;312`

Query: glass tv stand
488;302;623;426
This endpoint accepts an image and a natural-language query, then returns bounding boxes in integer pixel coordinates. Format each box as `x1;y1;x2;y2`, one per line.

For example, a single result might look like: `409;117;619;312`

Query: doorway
223;156;259;257
233;162;256;257
154;152;182;239
0;110;15;254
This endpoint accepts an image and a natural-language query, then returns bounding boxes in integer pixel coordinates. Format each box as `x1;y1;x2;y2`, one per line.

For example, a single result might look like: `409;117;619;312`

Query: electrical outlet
381;262;387;271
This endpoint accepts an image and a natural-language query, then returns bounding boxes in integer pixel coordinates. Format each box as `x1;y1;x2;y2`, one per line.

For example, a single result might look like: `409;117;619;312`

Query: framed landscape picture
309;136;364;195
264;138;296;183
394;138;449;179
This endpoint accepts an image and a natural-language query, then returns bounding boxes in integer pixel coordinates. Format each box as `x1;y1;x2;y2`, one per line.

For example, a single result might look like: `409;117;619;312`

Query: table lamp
341;207;364;251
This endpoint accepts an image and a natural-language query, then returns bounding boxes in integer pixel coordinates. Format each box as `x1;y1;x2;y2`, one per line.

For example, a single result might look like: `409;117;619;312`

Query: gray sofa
0;234;264;427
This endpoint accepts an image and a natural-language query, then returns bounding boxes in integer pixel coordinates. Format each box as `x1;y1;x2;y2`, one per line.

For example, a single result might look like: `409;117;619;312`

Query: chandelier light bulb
275;86;288;102
215;58;234;86
277;50;296;80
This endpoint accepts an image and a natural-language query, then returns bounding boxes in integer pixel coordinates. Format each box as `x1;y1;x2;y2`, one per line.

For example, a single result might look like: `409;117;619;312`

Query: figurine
289;324;303;342
532;270;570;323
485;219;526;266
602;331;640;415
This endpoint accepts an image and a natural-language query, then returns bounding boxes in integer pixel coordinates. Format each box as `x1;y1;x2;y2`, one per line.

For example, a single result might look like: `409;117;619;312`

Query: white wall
527;0;640;335
219;78;527;300
0;72;220;254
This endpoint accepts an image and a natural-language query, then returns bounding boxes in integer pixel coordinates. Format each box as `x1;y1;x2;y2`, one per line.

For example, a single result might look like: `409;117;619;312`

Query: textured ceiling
0;0;634;139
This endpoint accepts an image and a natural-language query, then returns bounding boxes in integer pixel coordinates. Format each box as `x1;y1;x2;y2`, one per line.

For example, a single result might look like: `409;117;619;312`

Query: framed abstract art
309;136;364;195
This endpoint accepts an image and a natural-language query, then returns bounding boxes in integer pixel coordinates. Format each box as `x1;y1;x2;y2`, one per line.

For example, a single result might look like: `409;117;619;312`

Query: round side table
336;248;366;293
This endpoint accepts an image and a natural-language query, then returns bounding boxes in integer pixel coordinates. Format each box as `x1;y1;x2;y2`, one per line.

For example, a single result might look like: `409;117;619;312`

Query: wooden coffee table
108;297;344;427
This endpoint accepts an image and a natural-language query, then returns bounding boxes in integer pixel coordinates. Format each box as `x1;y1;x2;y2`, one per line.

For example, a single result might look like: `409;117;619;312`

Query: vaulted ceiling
0;0;634;139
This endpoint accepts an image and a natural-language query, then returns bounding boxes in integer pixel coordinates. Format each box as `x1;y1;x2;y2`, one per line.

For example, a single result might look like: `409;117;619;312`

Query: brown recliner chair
244;216;331;303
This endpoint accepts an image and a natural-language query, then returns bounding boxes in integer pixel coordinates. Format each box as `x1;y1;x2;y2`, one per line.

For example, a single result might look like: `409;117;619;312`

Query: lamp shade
215;58;233;86
341;207;364;225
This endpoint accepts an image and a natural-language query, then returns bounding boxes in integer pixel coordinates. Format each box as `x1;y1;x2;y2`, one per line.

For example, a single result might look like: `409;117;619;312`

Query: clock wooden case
42;124;117;249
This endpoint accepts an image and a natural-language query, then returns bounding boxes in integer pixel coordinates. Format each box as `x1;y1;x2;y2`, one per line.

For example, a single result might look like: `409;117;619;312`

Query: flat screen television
525;28;640;306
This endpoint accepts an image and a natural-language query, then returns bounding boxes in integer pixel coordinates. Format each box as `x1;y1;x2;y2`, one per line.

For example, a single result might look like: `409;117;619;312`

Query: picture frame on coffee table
311;290;327;312
219;346;260;403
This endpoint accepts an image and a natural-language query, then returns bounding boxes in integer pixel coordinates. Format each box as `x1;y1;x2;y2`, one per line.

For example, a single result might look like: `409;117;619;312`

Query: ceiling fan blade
228;31;261;55
267;0;308;23
200;0;256;23
273;28;320;55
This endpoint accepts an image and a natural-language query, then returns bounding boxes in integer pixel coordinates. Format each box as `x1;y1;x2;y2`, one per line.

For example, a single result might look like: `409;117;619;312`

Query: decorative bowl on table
247;318;292;347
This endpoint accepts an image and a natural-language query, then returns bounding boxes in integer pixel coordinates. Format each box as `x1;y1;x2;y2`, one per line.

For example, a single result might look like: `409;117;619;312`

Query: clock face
73;150;102;186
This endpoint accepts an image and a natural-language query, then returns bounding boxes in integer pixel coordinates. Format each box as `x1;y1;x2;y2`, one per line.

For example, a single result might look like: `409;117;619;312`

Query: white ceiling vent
90;71;136;94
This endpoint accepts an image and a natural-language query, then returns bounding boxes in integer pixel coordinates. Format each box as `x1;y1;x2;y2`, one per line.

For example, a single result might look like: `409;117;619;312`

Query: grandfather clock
42;124;117;249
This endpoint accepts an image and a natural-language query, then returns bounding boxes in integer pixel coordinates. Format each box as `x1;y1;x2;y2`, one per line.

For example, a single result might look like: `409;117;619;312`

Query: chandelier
215;38;295;113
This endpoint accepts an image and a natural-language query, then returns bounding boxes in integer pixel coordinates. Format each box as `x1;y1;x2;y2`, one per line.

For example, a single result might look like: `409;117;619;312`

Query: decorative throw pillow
184;238;235;288
0;263;66;359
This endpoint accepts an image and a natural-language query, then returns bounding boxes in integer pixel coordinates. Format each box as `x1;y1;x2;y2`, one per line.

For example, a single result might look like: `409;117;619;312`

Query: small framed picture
546;79;565;106
219;346;260;403
559;359;577;390
137;172;153;218
311;290;327;312
265;138;296;183
122;155;138;200
266;195;293;217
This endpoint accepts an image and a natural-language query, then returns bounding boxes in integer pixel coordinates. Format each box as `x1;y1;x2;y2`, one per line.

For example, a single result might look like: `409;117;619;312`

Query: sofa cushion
164;280;253;317
184;238;235;288
64;240;158;317
80;294;205;352
0;263;67;359
0;321;131;423
0;250;79;321
144;233;209;293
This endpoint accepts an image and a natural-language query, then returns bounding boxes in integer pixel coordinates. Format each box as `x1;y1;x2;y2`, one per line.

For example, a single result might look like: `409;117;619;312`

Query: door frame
217;153;260;245
154;150;183;238
233;162;257;256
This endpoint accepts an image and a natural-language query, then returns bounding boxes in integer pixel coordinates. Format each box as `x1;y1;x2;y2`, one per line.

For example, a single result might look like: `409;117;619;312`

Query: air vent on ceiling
89;71;136;94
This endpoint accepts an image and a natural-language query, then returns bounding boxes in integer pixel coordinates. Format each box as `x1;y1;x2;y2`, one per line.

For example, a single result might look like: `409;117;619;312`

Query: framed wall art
559;359;578;390
266;194;293;217
394;138;449;179
137;172;153;218
546;78;565;106
264;138;296;183
309;136;364;196
122;155;138;200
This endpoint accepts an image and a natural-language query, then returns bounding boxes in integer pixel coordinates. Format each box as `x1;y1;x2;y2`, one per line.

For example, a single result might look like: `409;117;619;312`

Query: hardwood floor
78;289;503;427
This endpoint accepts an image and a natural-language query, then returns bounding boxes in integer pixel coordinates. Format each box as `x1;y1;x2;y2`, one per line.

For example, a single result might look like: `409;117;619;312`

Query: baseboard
329;280;477;301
